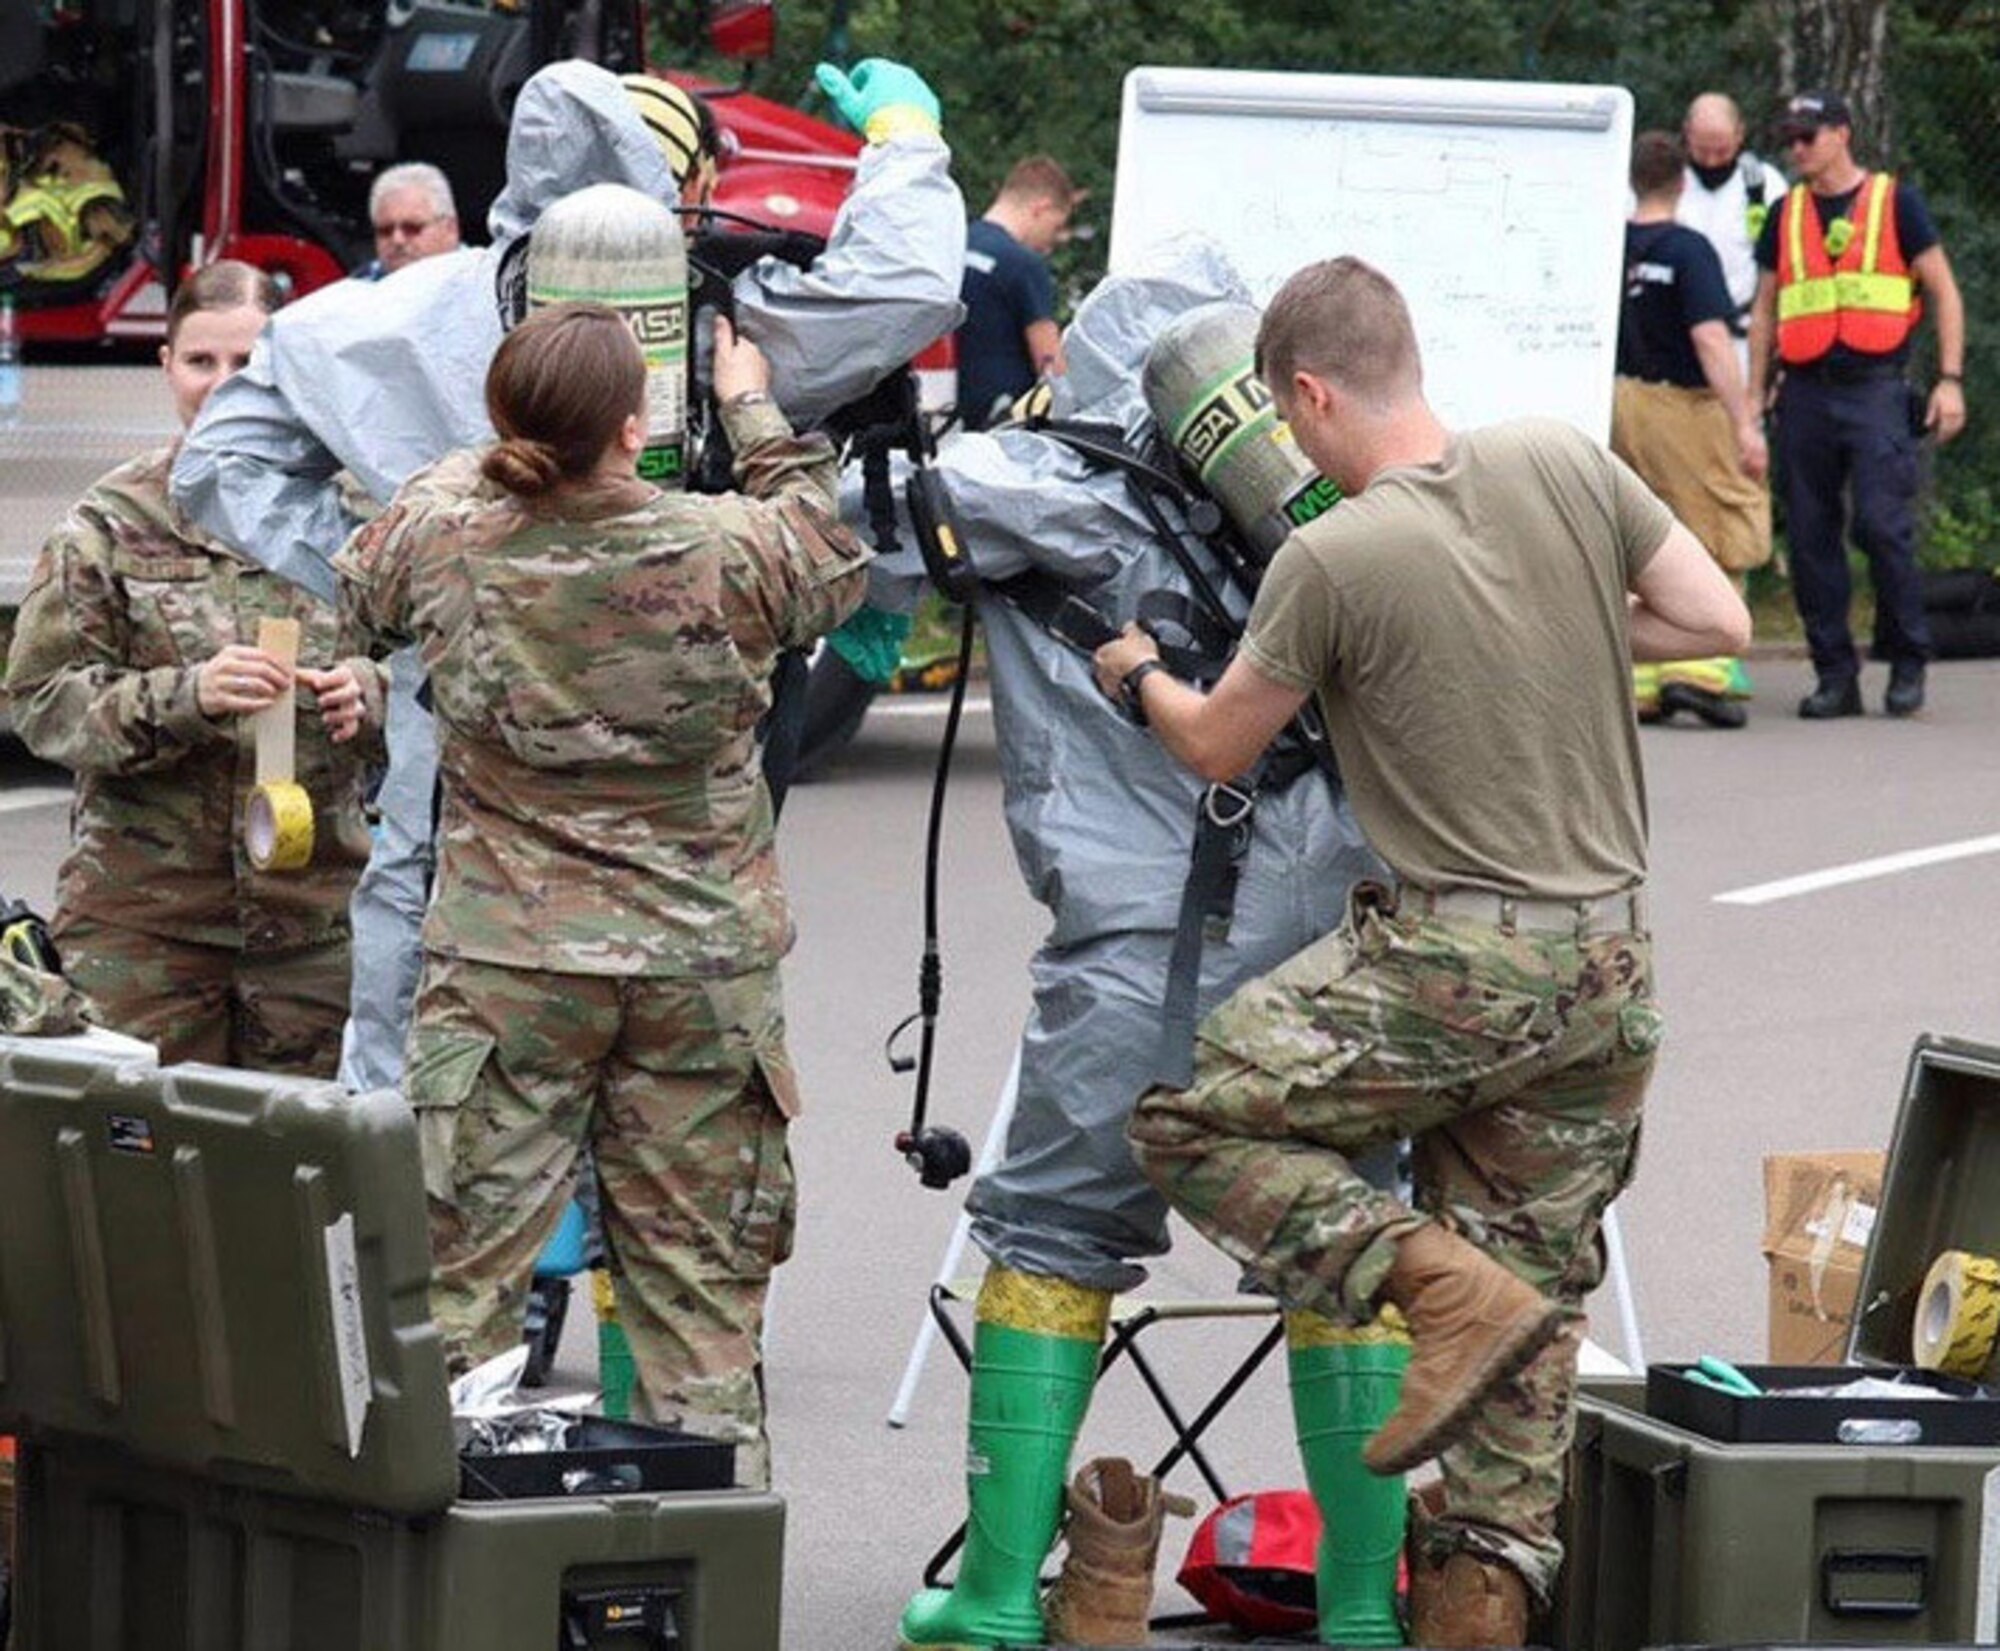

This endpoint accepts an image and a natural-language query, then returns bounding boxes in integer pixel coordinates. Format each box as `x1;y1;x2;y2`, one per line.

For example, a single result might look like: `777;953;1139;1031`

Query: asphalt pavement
5;655;2000;1644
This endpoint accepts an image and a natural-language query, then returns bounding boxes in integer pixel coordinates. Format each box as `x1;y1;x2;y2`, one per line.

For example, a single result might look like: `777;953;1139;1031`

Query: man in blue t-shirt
1614;129;1771;728
1747;89;1967;719
958;155;1078;429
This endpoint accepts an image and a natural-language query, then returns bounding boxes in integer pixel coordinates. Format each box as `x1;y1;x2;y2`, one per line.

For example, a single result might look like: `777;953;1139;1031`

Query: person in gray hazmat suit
171;57;967;1093
878;239;1410;1651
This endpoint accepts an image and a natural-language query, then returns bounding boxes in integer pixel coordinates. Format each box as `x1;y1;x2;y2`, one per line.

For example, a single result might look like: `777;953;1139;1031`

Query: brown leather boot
1407;1548;1532;1648
1363;1224;1564;1475
1043;1457;1195;1646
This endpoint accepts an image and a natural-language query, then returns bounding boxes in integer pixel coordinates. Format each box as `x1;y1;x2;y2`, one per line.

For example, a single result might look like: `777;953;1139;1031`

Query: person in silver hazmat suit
172;58;967;1092
876;239;1404;1651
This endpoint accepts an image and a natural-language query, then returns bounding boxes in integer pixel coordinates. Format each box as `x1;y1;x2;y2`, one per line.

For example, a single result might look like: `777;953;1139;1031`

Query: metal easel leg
1601;1201;1645;1371
886;1047;1022;1428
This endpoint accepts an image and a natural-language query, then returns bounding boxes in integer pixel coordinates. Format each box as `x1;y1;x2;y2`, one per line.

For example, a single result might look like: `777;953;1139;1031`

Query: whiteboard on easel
1109;67;1633;439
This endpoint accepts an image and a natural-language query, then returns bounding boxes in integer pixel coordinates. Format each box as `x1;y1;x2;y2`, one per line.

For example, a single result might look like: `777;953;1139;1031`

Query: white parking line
1716;833;2000;906
0;786;70;816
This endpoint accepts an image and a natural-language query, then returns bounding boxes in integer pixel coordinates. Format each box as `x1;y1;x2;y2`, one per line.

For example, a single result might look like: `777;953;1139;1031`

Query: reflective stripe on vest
1776;173;1919;363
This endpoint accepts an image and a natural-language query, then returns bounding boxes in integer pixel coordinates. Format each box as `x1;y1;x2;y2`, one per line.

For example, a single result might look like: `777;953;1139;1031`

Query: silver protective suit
869;239;1388;1292
171;60;967;1091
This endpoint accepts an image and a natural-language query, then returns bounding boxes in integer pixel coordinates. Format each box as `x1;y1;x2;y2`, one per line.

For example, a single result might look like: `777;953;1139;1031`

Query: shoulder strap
1025;415;1255;634
1740;154;1766;205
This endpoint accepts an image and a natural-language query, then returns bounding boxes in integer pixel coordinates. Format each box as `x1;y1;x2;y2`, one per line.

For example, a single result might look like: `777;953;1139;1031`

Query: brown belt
1395;881;1649;938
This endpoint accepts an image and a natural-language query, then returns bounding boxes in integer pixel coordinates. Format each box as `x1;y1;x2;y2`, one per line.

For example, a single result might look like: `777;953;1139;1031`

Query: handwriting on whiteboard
1112;86;1630;436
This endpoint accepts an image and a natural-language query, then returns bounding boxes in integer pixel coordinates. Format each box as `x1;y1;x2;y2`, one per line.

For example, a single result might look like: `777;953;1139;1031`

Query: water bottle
0;293;22;430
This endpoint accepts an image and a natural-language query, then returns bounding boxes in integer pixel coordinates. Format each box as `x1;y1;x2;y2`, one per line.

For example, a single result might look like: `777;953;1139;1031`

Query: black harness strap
1154;740;1319;1088
983;569;1224;681
1029;418;1258;626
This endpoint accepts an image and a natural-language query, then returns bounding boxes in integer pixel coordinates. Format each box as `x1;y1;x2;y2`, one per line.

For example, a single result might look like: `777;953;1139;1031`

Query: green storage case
0;1036;784;1651
11;1437;782;1651
1556;1364;2000;1648
1849;1034;2000;1378
0;1040;456;1513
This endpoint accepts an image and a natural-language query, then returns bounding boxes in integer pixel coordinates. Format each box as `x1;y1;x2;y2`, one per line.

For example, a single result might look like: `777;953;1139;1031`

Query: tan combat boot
1363;1224;1564;1475
1043;1457;1194;1646
1407;1548;1532;1648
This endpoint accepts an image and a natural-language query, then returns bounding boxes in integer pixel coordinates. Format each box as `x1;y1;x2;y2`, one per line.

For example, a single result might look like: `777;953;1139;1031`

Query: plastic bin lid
1849;1032;2000;1379
0;1036;459;1515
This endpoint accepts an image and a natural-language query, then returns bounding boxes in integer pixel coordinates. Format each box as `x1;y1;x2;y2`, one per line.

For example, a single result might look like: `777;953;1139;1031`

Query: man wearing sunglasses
1746;90;1967;720
357;162;462;281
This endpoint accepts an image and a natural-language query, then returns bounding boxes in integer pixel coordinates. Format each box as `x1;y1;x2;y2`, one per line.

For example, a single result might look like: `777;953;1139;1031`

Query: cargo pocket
729;1062;797;1274
1374;975;1553;1092
403;1024;496;1205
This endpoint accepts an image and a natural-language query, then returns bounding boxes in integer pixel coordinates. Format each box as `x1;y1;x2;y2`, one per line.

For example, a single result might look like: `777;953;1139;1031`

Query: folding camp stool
918;1281;1284;1628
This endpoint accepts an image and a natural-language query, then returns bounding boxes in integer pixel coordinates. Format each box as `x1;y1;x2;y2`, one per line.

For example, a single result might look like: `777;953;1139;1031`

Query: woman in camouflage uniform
4;262;385;1074
336;302;870;1487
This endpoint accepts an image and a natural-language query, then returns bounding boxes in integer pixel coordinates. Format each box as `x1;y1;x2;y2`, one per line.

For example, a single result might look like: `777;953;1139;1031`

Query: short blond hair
1255;256;1422;411
996;154;1077;212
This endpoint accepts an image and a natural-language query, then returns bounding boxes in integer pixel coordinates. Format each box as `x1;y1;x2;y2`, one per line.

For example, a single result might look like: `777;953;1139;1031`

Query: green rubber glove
826;605;914;685
814;58;941;144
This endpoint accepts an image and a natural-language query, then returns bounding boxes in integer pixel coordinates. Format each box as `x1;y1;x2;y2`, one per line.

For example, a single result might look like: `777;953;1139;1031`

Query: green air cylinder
526;181;690;488
1142;302;1342;561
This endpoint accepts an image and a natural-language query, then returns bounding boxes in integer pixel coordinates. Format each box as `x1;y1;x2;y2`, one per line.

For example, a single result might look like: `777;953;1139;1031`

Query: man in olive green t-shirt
1093;256;1749;1645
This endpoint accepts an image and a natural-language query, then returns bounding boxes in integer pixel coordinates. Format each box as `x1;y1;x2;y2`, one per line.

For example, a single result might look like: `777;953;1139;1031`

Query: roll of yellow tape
1912;1249;2000;1378
247;781;315;872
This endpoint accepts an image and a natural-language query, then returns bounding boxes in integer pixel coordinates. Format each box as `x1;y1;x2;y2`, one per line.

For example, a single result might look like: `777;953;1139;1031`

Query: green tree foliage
657;0;1998;560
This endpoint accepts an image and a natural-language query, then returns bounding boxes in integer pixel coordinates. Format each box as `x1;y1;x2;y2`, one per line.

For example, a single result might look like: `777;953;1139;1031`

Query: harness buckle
1204;781;1256;830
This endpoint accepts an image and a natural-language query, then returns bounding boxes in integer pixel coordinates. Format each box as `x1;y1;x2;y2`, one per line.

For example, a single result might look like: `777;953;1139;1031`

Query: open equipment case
1555;1034;2000;1650
0;1031;782;1651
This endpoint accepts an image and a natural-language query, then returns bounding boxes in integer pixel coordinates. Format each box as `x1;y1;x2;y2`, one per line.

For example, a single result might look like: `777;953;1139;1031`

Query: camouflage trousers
1129;886;1660;1603
405;954;797;1489
55;916;348;1077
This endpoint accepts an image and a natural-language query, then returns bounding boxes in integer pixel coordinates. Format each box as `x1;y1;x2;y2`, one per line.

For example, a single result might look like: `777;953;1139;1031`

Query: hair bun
482;436;564;497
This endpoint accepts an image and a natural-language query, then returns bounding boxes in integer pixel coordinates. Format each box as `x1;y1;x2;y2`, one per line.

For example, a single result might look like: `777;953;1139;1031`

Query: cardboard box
1761;1151;1884;1364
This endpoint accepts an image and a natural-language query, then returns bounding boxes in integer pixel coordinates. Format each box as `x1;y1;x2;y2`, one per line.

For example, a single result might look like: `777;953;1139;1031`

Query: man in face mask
1677;93;1774;376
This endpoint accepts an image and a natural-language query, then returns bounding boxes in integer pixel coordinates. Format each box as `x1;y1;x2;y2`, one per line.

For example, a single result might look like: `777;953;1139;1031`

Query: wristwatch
1120;659;1167;727
725;389;773;410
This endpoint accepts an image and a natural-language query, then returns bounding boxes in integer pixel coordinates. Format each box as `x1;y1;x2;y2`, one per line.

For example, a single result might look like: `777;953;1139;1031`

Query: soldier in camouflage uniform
336;304;869;1489
3;263;385;1075
1096;258;1751;1645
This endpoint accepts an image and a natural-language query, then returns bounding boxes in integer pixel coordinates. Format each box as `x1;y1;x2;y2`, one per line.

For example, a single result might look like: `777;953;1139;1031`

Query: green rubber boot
592;1269;635;1421
1287;1308;1413;1647
899;1268;1110;1650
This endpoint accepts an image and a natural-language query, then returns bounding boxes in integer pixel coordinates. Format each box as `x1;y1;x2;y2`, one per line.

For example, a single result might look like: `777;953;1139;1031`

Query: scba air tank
526;183;689;488
1142;302;1341;560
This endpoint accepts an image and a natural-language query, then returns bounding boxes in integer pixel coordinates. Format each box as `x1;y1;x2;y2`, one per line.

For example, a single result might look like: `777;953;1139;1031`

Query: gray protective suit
172;60;967;1091
880;240;1387;1292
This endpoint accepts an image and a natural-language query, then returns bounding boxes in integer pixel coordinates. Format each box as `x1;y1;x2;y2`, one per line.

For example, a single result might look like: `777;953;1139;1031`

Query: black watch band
1120;659;1167;726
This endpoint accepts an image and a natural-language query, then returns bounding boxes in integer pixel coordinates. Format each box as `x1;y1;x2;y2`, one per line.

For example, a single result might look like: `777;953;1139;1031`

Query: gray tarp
170;59;966;1091
866;239;1389;1291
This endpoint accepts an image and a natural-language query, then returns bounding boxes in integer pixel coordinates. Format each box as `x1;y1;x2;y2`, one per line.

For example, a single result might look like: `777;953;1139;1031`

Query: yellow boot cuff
976;1267;1113;1341
1285;1304;1411;1350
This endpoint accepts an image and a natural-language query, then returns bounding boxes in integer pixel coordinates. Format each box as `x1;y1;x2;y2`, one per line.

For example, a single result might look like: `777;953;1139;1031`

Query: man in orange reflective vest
1747;90;1967;719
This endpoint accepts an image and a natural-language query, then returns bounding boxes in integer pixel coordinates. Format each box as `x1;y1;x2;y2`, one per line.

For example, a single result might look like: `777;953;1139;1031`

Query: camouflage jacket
335;400;871;977
4;446;388;952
